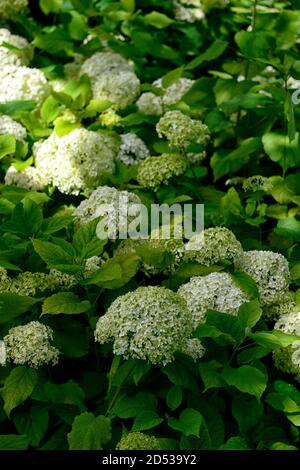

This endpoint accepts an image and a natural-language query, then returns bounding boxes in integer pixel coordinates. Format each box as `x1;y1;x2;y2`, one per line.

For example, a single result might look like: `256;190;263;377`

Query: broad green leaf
0;135;16;159
238;300;262;329
82;253;140;289
166;386;182;411
67;412;111;450
40;96;62;125
262;132;300;171
249;330;300;349
275;217;300;242
168;408;203;437
42;292;91;315
222;365;267;399
0;293;40;324
1;199;43;236
0;101;36;118
220;436;250;450
72;218;107;258
14;405;49;446
235;31;275;60
0;434;30;450
111;392;157;419
186;40;228;70
39;0;62;14
143;11;174;29
132;411;163;431
231;273;260;300
0;367;38;416
199;361;225;390
232;395;263;433
32;380;85;409
32;239;80;273
211;137;261;181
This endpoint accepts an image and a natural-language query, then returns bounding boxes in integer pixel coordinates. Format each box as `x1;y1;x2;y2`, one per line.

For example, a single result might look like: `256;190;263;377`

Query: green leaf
72;218;107;258
167;385;182;411
32;380;85;409
211;137;261;180
0;434;30;450
14;405;49;446
262;132;300;171
196;310;245;345
220;436;250;450
40;96;62;125
168;409;204;437
39;0;62;14
110;392;157;419
186;40;228;70
275;217;300;242
82;253;140;289
143;11;174;29
0;293;40;324
232;395;263;433
121;0;135;13
199;361;225;390
235;31;275;60
0;367;38;416
42;292;91;315
132;411;163;431
231;273;260;300
67;412;111;450
249;330;300;349
238;300;262;329
0;135;16;158
32;239;80;273
0;101;36;118
1;199;43;236
222;365;267;399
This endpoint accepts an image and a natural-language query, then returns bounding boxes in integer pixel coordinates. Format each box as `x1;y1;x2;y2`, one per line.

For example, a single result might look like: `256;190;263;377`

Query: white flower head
273;311;300;382
137;153;188;189
4;321;59;368
235;250;290;305
178;272;249;328
117;133;150;165
0;65;49;106
95;286;204;365
0;115;27;142
5;166;47;191
34;129;118;195
0;28;31;66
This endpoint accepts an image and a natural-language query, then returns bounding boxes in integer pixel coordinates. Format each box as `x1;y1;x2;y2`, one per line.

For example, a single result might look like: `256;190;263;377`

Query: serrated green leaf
0;367;38;416
42;292;91;315
67;412;111;450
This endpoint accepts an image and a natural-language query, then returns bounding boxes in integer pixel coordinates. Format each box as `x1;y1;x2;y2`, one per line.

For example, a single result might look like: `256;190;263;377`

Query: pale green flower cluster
73;185;142;239
156;110;210;163
136;77;194;115
0;28;31;66
5;166;47;191
0;341;6;366
0;267;77;296
242;175;273;192
0;0;28;19
95;286;204;365
173;0;205;23
0;65;49;106
137;153;188;189
0;115;27;142
80;52;140;109
34;129;118;195
273;311;300;382
84;256;103;277
184;227;243;266
263;292;296;321
235;250;290;306
116;433;161;450
117;133;150;165
3;321;59;368
178;272;249;328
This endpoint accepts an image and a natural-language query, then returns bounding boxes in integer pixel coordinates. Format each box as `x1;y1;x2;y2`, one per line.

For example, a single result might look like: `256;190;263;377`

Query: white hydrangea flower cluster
156;110;210;164
136;77;194;115
5;166;47;191
184;227;243;266
117;133;150;165
33;129;118;195
263;292;296;321
173;0;205;23
0;267;77;297
95;286;204;365
0;65;49;106
0;28;31;66
235;250;290;305
0;115;27;142
116;433;161;451
242;175;273;192
3;321;59;368
0;0;28;19
0;341;6;366
80;52;140;109
73;185;142;239
178;272;249;328
273;311;300;382
84;256;104;277
137;153;188;189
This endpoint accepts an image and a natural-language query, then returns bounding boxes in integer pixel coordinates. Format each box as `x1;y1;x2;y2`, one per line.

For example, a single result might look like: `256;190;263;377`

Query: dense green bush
0;0;300;451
